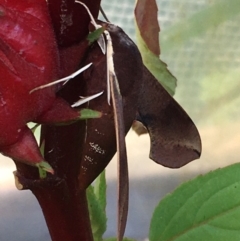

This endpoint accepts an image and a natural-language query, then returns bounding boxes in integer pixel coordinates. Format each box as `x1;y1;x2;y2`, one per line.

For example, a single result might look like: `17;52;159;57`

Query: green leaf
87;171;107;241
134;0;177;96
136;35;177;96
79;108;102;119
88;27;105;44
94;170;107;214
149;163;240;241
104;238;137;241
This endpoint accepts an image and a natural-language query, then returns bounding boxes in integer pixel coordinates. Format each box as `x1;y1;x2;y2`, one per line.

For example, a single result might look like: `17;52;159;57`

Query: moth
75;2;201;241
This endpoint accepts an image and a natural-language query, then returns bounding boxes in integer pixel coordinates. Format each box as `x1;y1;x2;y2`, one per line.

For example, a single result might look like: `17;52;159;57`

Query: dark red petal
0;0;59;86
1;127;44;165
47;0;101;47
36;98;79;124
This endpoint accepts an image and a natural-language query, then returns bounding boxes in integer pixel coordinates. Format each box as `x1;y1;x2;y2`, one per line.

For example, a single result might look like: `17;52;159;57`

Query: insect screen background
0;1;240;241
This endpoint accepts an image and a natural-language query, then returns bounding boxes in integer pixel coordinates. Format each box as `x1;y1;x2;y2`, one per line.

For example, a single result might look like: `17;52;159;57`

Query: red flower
0;0;86;171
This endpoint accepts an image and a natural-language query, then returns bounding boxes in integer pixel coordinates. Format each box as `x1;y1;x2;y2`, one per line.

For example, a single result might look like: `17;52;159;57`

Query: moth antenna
75;1;106;54
29;63;92;94
62;63;93;85
71;91;104;107
76;1;110;102
104;30;114;105
100;6;110;22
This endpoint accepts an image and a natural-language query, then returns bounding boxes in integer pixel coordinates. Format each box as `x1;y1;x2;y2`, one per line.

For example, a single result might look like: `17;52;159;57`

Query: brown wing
109;71;129;241
78;24;143;189
137;66;201;168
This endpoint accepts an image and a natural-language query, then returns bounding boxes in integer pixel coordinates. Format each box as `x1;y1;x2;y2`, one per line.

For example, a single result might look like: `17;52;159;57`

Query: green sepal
88;27;105;44
38;140;47;178
38;166;47;179
52;109;102;126
36;161;54;178
79;108;102;120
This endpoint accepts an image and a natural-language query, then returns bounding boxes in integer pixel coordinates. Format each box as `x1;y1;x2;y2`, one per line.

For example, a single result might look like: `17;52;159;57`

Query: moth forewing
109;72;129;241
106;30;129;241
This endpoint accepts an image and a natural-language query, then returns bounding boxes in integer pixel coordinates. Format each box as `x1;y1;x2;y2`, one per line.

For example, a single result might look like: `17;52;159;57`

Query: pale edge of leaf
149;163;240;241
135;21;177;96
87;185;107;241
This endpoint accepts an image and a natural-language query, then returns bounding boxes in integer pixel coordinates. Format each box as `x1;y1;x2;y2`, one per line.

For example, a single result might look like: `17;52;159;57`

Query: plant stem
14;75;94;241
33;188;92;241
